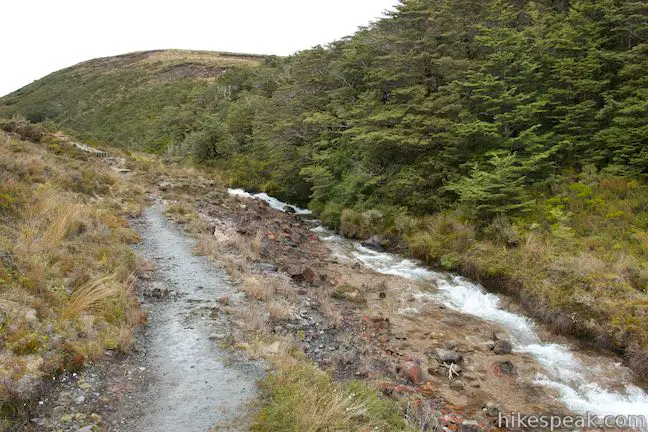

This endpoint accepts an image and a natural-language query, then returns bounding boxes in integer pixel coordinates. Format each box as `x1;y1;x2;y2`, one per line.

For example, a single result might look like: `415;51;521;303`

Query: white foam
227;188;312;214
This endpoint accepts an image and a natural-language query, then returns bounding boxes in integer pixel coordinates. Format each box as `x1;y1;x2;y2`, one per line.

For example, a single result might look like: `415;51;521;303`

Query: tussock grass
268;299;294;323
239;305;268;334
253;361;410;432
241;275;273;301
0;129;144;424
63;275;121;318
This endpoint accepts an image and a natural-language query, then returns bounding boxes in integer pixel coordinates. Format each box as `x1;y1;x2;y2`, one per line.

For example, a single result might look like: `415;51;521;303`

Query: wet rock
361;235;386;251
283;205;296;214
492;339;513;355
449;380;465;391
484;402;501;417
460;420;481;432
397;359;425;385
437;348;462;364
490;360;516;376
251;262;278;273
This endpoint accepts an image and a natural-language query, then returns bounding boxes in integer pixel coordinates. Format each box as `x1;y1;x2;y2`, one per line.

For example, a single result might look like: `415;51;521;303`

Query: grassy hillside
0;50;264;152
0;119;145;426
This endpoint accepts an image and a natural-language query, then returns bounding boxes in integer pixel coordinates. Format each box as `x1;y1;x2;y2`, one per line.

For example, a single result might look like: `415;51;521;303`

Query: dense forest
2;0;648;377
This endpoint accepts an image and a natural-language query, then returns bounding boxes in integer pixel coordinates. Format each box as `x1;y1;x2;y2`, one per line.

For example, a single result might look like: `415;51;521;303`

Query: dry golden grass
63;275;121;318
241;275;274;301
268;299;294;323
239;305;268;333
315;291;343;328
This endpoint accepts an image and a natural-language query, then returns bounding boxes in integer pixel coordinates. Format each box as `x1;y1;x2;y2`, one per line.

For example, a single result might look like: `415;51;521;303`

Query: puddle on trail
131;205;260;432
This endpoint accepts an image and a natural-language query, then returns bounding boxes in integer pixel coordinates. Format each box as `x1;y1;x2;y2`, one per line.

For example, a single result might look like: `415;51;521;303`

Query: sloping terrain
0;119;145;428
0;50;264;152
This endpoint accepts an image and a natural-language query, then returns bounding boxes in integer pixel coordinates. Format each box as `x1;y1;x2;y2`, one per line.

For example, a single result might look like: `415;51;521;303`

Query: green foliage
3;0;648;377
253;361;409;431
446;152;534;220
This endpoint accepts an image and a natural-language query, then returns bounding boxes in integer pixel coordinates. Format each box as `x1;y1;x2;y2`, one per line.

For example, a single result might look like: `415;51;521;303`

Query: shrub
0;116;44;142
340;208;362;238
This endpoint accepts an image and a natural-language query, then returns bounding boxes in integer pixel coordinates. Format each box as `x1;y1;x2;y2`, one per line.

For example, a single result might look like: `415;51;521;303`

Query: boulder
361;235;386;252
290;267;316;284
492;339;513;355
283;205;296;214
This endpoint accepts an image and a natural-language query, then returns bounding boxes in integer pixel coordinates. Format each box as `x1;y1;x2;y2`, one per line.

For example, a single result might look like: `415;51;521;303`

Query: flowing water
132;205;260;431
229;188;648;426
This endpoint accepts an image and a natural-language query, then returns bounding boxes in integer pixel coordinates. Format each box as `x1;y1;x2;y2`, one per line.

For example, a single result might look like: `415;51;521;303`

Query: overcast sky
1;0;398;97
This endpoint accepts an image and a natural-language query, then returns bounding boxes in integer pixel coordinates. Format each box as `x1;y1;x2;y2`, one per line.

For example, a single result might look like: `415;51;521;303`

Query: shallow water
229;189;648;426
132;206;259;432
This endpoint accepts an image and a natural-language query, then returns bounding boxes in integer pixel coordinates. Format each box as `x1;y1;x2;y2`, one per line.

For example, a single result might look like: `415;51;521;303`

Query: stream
229;188;648;426
131;205;260;431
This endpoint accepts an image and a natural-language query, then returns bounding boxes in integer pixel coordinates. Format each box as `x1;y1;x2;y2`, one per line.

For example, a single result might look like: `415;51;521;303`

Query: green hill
0;50;265;152
2;0;648;379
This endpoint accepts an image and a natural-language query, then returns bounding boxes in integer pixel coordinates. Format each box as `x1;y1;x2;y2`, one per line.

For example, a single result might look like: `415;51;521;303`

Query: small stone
75;395;85;404
437;349;462;364
484;402;501;416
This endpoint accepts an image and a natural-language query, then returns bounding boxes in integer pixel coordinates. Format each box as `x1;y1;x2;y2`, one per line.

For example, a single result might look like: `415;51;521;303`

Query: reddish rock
290;267;316;284
397;359;425;385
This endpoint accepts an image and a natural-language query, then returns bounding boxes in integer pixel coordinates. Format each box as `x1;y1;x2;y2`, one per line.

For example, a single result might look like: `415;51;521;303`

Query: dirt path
125;204;260;431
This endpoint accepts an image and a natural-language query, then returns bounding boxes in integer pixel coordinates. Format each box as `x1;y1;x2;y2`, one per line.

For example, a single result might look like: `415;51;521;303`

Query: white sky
0;0;398;97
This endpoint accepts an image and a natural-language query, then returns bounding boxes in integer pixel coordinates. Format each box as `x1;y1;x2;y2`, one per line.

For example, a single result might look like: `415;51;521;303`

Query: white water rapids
228;188;648;425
